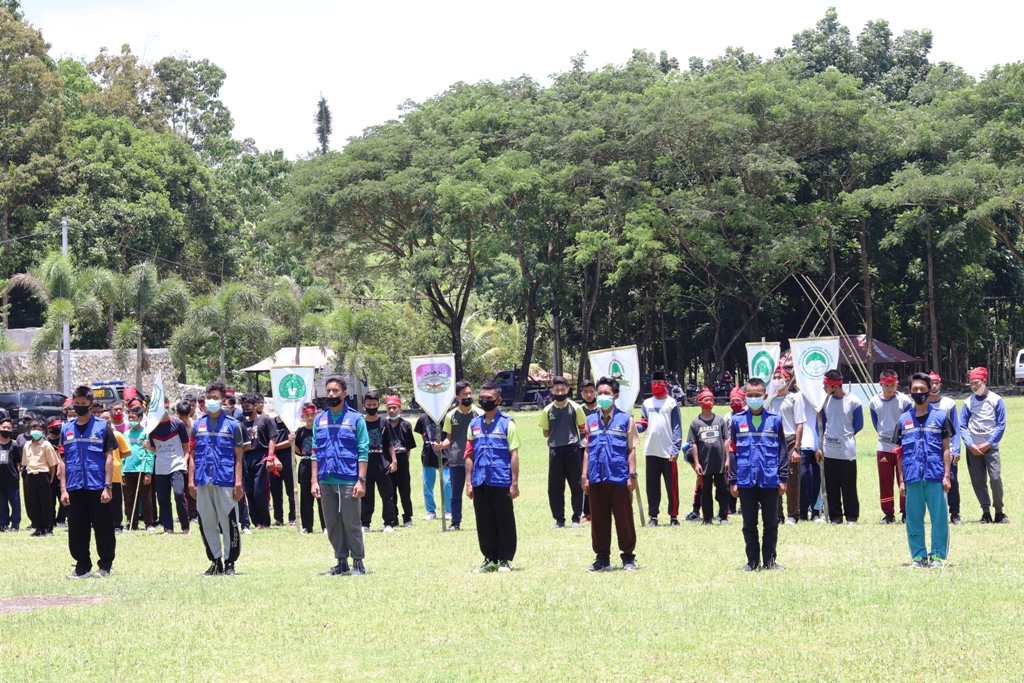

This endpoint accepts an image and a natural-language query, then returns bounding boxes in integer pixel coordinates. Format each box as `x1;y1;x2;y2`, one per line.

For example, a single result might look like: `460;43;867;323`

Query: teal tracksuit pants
905;480;949;561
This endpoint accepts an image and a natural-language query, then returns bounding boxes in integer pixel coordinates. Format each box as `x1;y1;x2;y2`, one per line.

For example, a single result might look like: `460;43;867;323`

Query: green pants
905;480;949;561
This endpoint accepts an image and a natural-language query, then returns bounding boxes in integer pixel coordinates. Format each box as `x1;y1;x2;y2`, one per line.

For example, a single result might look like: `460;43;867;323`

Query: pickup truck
492;369;558;405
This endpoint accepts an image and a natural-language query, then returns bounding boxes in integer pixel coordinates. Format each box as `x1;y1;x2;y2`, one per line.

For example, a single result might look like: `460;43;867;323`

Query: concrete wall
0;349;182;402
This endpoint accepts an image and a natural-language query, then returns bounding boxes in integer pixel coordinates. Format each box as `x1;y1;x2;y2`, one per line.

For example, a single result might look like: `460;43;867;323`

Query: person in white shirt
960;367;1009;524
816;369;864;524
769;367;804;524
868;370;912;524
637;371;683;527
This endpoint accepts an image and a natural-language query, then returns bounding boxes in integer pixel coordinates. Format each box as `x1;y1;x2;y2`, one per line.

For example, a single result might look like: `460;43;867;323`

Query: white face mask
973;385;987;396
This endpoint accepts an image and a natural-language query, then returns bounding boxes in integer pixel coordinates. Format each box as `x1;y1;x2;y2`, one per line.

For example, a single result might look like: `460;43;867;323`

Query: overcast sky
25;0;1024;159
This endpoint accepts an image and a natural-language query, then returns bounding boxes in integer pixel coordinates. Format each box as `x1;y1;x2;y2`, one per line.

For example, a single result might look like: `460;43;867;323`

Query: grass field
2;397;1023;682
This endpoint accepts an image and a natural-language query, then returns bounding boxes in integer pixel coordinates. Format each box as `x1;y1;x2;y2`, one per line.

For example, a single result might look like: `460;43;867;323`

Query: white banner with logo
410;354;456;423
747;342;781;402
589;345;640;413
144;372;166;436
271;366;315;433
788;337;840;412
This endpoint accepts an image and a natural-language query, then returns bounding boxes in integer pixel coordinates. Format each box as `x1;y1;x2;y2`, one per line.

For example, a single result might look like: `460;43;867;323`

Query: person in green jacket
122;405;155;530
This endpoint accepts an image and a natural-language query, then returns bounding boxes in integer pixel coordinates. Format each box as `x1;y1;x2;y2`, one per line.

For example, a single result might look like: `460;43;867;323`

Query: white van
1016;349;1024;385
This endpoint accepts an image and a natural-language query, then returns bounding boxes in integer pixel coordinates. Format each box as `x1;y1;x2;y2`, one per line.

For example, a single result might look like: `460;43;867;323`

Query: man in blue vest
729;377;788;572
59;385;119;579
581;376;639;572
311;376;370;576
188;381;246;576
464;382;522;573
892;373;953;568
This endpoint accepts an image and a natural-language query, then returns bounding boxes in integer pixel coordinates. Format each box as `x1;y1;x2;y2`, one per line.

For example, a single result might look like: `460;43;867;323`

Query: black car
0;390;68;432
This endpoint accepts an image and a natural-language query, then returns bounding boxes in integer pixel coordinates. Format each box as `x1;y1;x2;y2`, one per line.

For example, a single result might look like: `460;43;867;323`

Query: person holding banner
892;373;952;568
637;371;683;527
464;383;522;573
869;370;912;524
729;378;788;571
188;382;246;576
581;376;639;572
816;369;864;525
769;367;803;525
960;367;1008;524
440;381;483;532
60;386;118;579
538;376;586;529
928;371;962;525
311;376;370;576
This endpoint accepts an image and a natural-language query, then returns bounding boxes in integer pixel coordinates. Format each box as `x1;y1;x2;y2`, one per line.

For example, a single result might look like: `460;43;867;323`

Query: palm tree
6;252;102;388
80;267;123;347
264;276;333;364
112;261;190;389
172;283;269;383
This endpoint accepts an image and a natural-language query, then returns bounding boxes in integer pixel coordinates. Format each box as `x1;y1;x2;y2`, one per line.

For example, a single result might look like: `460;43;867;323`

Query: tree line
2;2;1023;398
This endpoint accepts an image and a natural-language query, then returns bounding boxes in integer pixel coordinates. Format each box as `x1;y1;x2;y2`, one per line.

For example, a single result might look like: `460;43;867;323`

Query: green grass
2;398;1023;682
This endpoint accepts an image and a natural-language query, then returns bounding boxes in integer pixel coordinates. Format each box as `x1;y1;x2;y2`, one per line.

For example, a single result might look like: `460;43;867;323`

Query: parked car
0;390;68;432
1016;349;1024;385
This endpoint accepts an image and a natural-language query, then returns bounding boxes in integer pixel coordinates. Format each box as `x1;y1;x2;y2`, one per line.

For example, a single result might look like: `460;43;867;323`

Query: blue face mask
746;397;764;411
596;396;615;411
206;399;222;414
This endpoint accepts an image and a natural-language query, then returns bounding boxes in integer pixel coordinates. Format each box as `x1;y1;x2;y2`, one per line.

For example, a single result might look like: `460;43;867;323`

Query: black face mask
552;393;568;402
460;397;474;407
49;427;60;435
0;430;11;439
365;407;378;416
74;405;90;417
911;392;929;405
327;396;343;407
479;399;498;412
242;408;254;417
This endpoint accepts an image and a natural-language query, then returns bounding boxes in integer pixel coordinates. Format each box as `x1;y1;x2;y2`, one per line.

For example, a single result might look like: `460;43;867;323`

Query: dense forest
2;1;1023;398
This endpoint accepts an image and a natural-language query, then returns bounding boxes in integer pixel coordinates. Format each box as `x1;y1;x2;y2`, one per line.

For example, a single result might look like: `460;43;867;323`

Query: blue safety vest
62;416;109;492
898;405;948;485
469;411;513;488
193;412;240;488
314;405;362;482
585;408;632;486
731;409;786;489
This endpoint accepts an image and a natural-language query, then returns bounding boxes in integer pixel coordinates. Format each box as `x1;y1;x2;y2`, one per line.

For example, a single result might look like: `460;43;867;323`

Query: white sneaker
361;526;370;533
444;512;452;521
785;517;797;525
242;528;253;535
422;512;437;521
383;525;394;533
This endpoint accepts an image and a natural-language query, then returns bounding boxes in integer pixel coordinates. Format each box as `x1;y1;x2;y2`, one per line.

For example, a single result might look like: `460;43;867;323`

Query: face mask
929;386;940;396
365;407;378;416
552;393;568;403
479;399;498;412
973;385;986;396
584;397;596;406
111;414;123;422
242;408;254;417
911;392;929;405
30;430;44;440
74;405;90;416
327;396;343;407
206;399;222;414
651;384;667;398
596;396;614;411
388;413;400;421
49;427;60;435
699;400;714;410
746;397;764;411
129;420;140;429
460;397;474;407
730;402;744;414
0;430;11;439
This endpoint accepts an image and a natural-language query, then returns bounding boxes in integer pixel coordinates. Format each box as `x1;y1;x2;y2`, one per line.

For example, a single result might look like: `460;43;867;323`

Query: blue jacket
468;411;514;488
898;405;949;485
193;412;240;488
63;417;110;492
729;409;788;489
585;408;633;486
314;405;364;482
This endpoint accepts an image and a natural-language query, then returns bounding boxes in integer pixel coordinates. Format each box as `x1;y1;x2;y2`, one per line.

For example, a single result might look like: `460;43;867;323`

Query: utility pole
62;218;71;396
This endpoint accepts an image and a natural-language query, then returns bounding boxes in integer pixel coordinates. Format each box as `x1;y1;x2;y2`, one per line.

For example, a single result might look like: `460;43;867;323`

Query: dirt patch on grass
0;595;112;614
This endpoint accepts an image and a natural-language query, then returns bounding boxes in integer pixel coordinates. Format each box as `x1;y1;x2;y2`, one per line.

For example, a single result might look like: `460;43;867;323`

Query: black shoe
669;517;680;526
327;561;351;576
684;511;700;522
204;559;224;576
645;518;658;528
900;513;906;524
449;523;460;531
995;512;1010;524
351;560;366;576
586;558;611;572
950;514;963;525
879;515;896;525
980;512;993;524
702;520;713;525
30;529;42;537
223;562;236;576
740;563;759;572
830;518;843;525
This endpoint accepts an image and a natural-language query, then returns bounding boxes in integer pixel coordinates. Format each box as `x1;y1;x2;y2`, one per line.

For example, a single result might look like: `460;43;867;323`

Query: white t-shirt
820;393;863;461
869;392;912;453
770;392;805;442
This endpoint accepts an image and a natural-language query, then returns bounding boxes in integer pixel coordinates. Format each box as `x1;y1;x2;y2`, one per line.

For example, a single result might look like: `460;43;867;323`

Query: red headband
301;407;317;415
879;374;898;385
777;367;792;380
928;371;941;382
969;367;988;381
697;388;714;402
823;377;844;387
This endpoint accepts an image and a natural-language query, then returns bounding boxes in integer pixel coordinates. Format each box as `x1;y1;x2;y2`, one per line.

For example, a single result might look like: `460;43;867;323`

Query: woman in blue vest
581;376;639;572
464;382;522;573
892;373;953;568
188;381;246;576
729;377;788;572
59;385;119;579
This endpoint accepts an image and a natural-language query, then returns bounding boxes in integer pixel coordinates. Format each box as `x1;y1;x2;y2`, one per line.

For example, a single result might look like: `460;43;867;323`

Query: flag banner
747;342;781;402
271;366;316;433
788;337;840;412
411;354;456;423
144;373;166;436
589;345;640;413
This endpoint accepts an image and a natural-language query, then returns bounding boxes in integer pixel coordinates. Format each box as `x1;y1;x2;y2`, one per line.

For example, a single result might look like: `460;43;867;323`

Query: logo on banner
751;350;776;381
415;363;452;394
608;356;632;387
277;373;307;400
798;345;834;380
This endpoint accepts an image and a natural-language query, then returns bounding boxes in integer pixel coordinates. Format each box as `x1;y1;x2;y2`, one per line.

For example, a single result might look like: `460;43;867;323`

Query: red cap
63;397;73;408
385;395;401;408
225;388;235;396
928;371;941;383
969;367;988;381
729;386;745;402
697;388;714;402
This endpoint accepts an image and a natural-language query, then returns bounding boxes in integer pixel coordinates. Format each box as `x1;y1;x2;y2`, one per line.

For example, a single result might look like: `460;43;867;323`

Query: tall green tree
314;94;332;155
114;261;189;388
153;55;234;154
172;283;268;383
264;275;333;363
